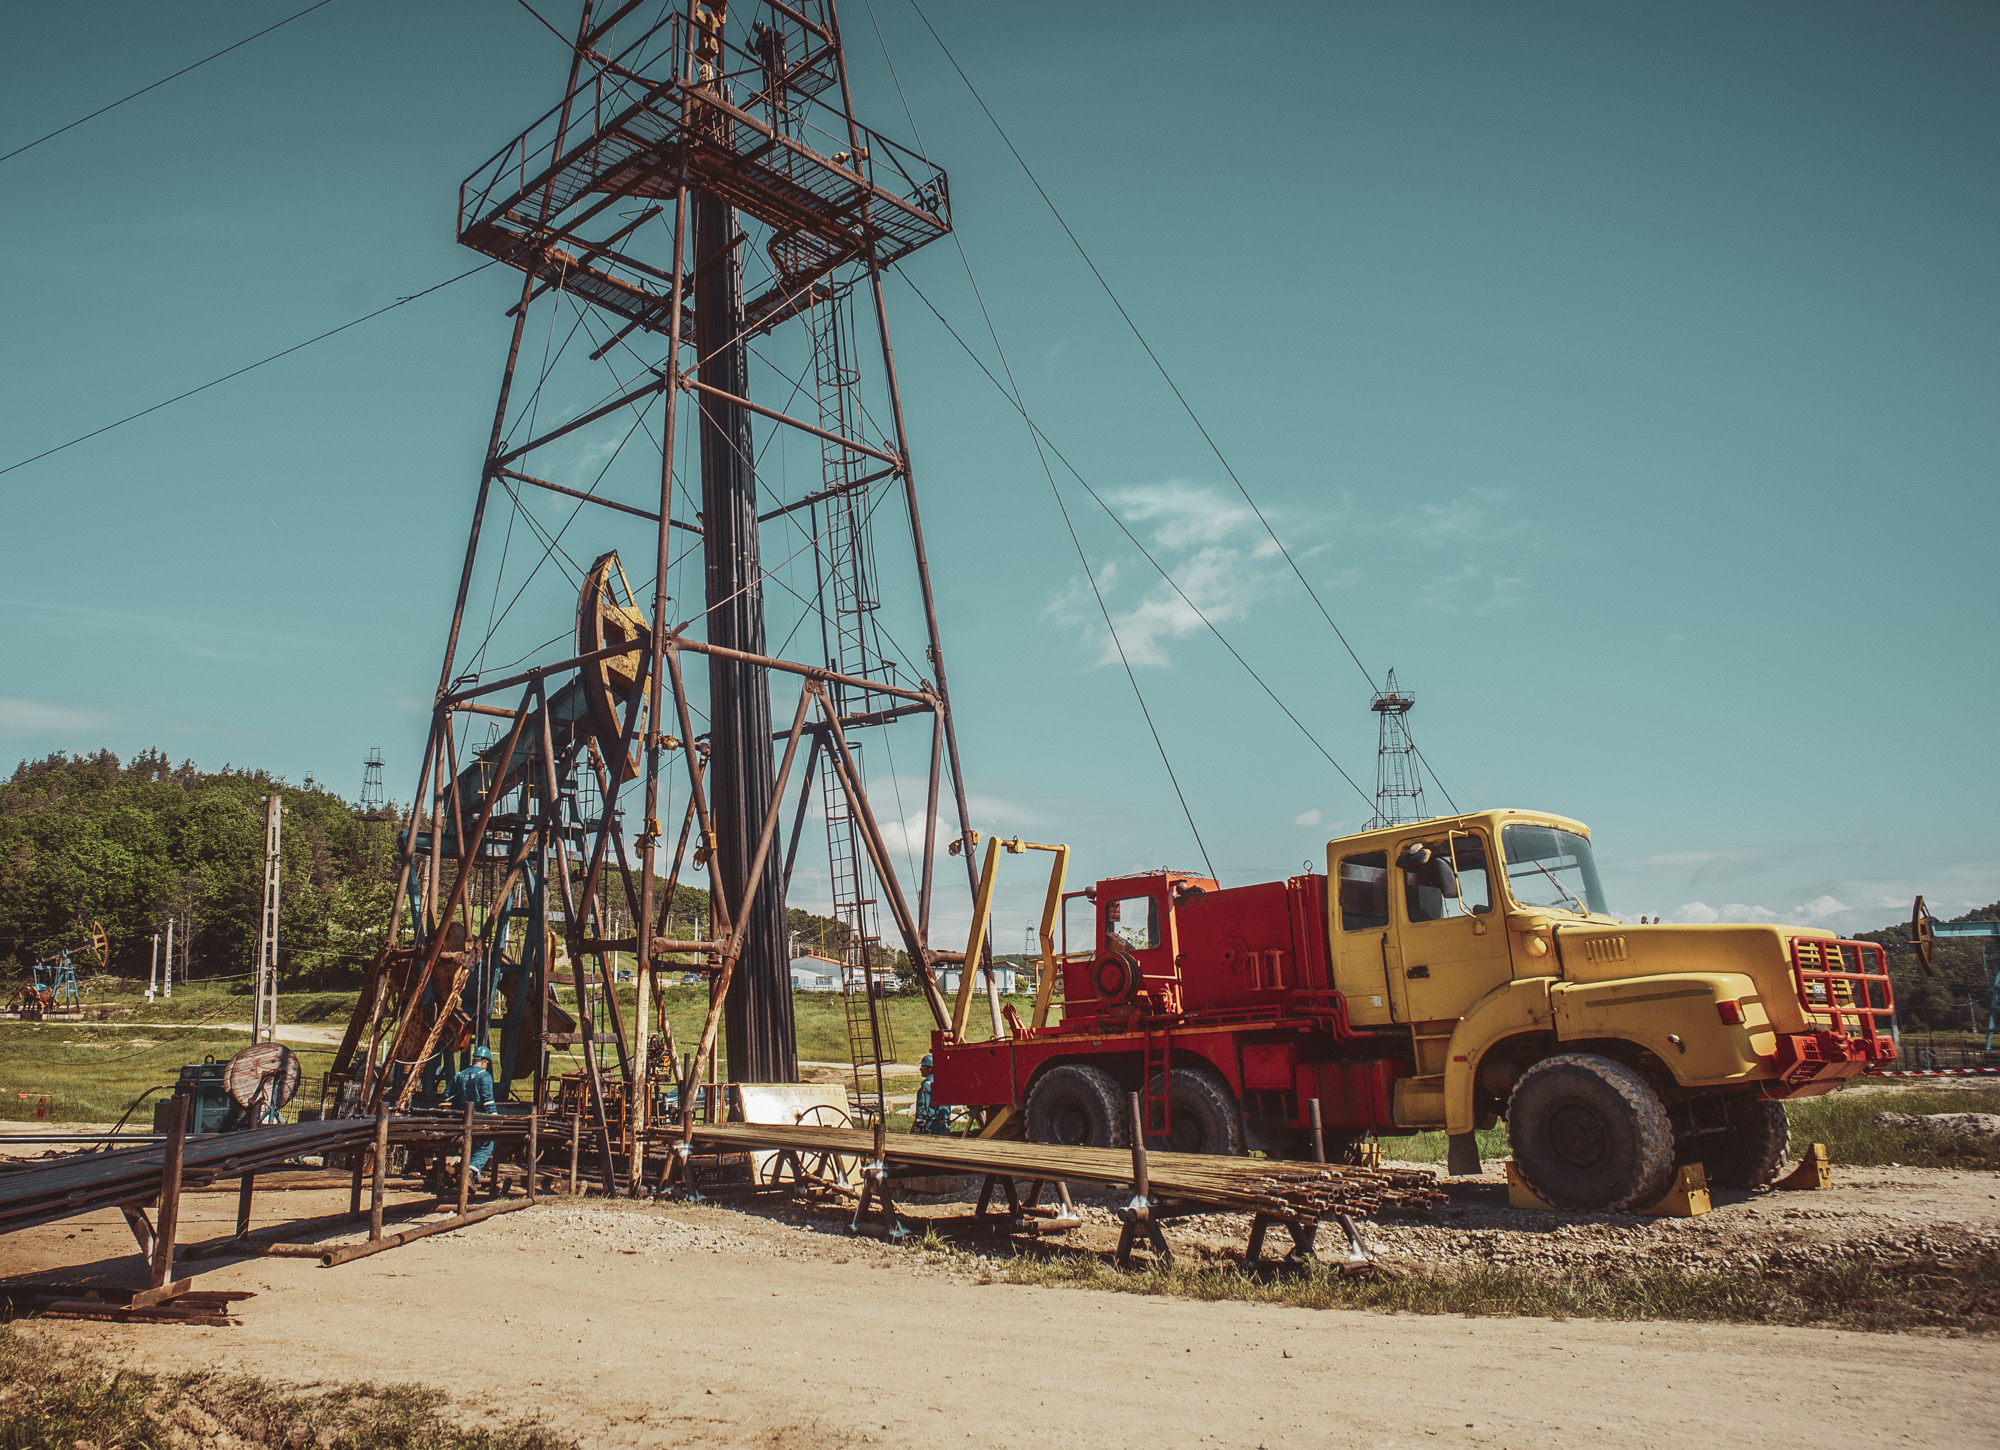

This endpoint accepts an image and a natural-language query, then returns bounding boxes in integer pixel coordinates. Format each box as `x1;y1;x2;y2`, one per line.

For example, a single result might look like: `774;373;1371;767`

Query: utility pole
254;793;282;1043
147;932;159;1003
163;915;173;1000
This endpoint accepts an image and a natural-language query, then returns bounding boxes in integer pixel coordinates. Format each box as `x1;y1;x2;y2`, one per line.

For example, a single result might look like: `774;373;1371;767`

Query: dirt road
6;1190;1993;1449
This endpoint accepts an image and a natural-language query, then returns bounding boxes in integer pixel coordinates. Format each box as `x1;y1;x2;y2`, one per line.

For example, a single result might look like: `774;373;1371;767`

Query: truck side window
1105;896;1159;951
1403;835;1494;923
1338;853;1389;931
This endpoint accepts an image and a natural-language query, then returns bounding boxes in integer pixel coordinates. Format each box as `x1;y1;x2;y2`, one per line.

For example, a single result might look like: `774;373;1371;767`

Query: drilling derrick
1368;668;1429;827
330;0;975;1159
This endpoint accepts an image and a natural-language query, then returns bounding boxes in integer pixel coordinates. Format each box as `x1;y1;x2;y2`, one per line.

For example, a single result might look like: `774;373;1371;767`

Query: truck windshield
1501;824;1608;915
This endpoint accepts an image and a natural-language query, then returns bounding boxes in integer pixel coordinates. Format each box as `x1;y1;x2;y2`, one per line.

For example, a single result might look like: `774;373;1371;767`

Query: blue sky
2;1;1995;950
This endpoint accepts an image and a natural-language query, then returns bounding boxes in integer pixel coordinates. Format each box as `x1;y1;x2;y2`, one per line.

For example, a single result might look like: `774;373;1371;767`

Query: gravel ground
641;1153;2000;1280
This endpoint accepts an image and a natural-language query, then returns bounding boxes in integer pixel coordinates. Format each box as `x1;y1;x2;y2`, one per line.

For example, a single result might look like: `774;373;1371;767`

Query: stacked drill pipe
0;1114;527;1237
673;1123;1446;1223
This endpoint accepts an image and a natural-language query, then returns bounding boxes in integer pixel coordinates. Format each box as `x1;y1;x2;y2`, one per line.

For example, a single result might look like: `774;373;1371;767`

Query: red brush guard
1774;938;1898;1085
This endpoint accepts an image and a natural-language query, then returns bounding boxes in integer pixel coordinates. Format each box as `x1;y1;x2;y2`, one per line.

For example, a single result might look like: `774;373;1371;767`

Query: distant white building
790;953;844;992
934;964;1021;996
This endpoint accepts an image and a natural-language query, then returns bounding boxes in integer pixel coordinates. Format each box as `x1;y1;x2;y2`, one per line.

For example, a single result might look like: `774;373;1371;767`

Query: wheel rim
1050;1099;1090;1145
1547;1097;1611;1171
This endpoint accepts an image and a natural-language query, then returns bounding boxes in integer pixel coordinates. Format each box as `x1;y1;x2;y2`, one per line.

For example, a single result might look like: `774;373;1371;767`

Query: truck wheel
1142;1068;1245;1156
1507;1052;1675;1211
1699;1096;1791;1189
1024;1064;1130;1149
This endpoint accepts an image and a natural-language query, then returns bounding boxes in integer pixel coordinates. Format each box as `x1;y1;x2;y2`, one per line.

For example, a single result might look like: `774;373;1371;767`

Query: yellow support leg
1773;1141;1830;1190
1506;1160;1711;1217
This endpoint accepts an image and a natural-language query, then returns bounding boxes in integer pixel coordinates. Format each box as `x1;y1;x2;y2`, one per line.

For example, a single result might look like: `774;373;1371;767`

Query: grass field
987;1240;2000;1333
1784;1084;2000;1169
0;1023;317;1125
60;976;362;1027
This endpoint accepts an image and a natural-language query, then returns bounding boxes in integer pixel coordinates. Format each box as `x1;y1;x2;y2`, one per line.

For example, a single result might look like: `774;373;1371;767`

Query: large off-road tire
1025;1064;1130;1149
1142;1067;1245;1156
1697;1095;1791;1189
1507;1052;1676;1211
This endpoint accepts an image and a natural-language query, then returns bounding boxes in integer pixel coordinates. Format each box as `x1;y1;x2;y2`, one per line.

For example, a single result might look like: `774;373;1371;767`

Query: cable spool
1091;948;1143;1006
225;1042;301;1113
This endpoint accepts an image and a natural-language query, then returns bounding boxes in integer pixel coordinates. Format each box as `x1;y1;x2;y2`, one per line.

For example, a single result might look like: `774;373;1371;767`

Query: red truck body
929;868;1403;1153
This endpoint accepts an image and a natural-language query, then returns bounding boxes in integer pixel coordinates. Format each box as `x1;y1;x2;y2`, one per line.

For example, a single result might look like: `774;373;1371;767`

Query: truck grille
1791;938;1894;1049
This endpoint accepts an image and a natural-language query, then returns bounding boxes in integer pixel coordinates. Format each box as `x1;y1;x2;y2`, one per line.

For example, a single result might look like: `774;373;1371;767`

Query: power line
863;1;1214;875
0;0;340;167
904;0;1379;695
0;261;498;480
896;268;1377;819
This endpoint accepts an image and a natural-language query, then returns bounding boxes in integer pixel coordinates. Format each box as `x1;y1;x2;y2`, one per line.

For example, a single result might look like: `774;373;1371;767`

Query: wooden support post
235;1173;256;1239
149;1095;188;1291
318;1195;532;1267
527;1101;540;1204
369;1099;389;1242
458;1101;474;1216
569;1099;582;1195
1308;1098;1326;1165
1128;1092;1149;1203
349;1143;365;1215
1115;1092;1170;1268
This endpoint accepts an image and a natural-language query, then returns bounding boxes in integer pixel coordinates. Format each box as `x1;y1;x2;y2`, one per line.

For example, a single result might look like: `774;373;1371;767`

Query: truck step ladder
1141;1029;1172;1139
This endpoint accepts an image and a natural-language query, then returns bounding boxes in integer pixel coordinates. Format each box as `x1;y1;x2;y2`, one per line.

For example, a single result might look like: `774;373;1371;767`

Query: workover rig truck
929;811;1896;1210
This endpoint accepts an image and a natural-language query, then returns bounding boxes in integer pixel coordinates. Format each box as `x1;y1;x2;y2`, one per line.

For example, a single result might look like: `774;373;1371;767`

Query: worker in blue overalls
912;1052;952;1135
447;1044;499;1187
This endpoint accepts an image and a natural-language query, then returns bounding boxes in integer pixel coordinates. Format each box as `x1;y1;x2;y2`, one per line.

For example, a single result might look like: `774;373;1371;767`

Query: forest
0;749;866;990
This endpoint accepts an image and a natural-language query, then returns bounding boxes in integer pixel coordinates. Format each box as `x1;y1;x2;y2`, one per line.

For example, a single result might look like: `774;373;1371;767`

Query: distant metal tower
360;749;385;813
1369;669;1429;827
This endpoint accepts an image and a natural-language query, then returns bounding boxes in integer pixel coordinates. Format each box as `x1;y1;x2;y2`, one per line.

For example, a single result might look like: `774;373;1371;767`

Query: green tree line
0;749;871;990
1855;901;1999;1033
0;749;397;986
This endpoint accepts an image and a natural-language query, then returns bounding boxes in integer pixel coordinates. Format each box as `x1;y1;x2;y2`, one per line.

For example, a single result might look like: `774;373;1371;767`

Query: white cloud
1671;901;1720;923
1044;480;1303;668
1110;478;1260;551
1798;894;1849;920
0;696;111;736
1294;809;1322;827
1388;488;1521;551
1414;562;1530;615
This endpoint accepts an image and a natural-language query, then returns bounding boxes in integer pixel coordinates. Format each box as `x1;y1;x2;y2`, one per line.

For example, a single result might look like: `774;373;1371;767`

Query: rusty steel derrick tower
1368;668;1428;827
328;0;979;1165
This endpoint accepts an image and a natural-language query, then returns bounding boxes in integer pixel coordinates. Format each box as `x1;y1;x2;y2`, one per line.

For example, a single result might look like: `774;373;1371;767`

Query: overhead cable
897;269;1376;819
0;261;498;480
904;0;1380;694
864;2;1214;875
0;0;340;166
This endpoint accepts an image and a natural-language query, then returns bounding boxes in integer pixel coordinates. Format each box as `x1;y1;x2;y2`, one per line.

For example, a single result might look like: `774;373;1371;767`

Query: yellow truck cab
1329;809;1895;1205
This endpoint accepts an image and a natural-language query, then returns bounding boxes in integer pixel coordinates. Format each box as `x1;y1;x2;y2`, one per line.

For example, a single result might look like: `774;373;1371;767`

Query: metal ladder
807;292;899;1123
1141;1029;1172;1141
